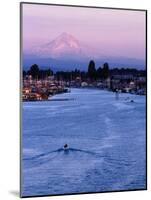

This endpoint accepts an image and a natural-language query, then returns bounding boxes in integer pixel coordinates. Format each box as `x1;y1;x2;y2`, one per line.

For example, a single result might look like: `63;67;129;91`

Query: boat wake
23;147;101;162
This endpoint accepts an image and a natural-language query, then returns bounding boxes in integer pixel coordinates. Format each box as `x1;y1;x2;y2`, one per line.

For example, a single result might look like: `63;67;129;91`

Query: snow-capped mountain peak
32;32;84;59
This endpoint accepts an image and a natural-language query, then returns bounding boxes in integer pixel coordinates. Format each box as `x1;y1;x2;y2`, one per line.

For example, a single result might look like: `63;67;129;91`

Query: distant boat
63;144;69;150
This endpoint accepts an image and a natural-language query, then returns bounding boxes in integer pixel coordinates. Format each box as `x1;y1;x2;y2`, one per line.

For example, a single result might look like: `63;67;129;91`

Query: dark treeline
23;64;53;79
23;60;146;81
110;68;146;76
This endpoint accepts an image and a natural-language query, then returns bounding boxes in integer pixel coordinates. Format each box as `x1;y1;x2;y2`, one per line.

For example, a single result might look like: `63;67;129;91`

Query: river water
22;88;146;197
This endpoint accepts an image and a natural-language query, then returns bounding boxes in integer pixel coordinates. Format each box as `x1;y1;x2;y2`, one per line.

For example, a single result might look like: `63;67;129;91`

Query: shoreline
22;87;145;102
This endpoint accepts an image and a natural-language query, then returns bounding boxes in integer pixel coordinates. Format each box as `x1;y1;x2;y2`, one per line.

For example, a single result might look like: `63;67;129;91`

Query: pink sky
22;3;146;60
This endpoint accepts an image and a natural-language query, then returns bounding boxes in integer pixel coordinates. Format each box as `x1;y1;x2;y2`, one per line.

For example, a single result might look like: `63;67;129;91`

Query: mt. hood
24;32;145;70
31;32;88;59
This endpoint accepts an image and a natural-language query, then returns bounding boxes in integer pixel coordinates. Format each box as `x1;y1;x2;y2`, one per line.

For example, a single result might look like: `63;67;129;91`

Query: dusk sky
22;3;146;61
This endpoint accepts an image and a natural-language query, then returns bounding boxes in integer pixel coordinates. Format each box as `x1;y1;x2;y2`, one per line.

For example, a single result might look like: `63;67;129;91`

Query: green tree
29;64;39;79
102;62;110;79
47;68;53;76
88;60;96;80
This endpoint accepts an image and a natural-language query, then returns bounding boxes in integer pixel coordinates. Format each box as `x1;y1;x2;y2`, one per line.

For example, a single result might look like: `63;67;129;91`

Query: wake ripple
23;147;101;161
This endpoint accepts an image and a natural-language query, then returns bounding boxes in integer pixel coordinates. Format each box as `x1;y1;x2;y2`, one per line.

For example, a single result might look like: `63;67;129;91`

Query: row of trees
23;64;53;79
88;61;109;80
23;60;145;81
23;60;110;81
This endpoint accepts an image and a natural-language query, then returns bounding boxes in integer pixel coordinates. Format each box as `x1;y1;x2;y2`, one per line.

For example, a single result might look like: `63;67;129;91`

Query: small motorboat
63;144;69;150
